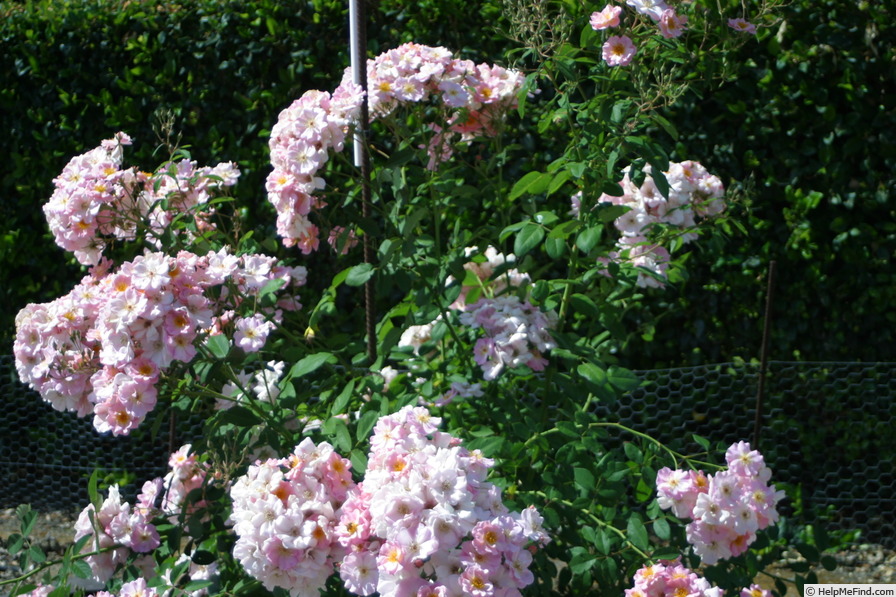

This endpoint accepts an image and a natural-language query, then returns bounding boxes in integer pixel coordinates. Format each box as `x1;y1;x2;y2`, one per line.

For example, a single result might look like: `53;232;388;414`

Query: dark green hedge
4;0;893;365
626;0;896;366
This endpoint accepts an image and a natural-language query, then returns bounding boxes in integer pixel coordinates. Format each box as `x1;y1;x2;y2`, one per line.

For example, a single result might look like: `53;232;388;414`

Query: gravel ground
0;508;77;589
1;508;894;591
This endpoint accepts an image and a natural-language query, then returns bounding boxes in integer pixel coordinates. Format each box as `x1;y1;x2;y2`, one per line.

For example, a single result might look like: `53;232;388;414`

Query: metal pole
349;0;376;362
752;260;776;449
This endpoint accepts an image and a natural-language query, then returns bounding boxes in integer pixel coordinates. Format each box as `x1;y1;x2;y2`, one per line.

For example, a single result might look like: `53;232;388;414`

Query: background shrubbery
2;0;894;360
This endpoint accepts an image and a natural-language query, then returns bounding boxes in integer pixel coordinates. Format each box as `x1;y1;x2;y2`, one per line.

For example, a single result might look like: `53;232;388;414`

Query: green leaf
18;507;36;537
345;263;375;287
578;362;607;386
651;113;679;141
624;442;643;463
692;434;711;451
28;544;46;564
192;550;216;565
569;549;597;574
548;220;582;240
509;171;549;200
332;380;356;414
71;559;93;579
555;421;580;438
290;352;336;378
574;467;596;491
548;170;571;195
653;517;671;540
6;533;23;555
87;469;100;508
576;226;602;253
594;528;613;555
607;366;641;392
626;516;649;551
184;580;214;594
205;334;230;359
514;222;545;256
544;236;566;259
322;416;351;452
651;547;681;560
569;293;599;318
356;409;380;442
795;542;820;562
466;436;506;456
258;277;287;299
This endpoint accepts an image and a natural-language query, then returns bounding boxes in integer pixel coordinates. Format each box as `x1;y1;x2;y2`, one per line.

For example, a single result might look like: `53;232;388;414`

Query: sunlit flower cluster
655;442;784;564
398;247;556;384
229;438;355;595
13;249;306;434
71;485;160;590
267;44;524;250
626;560;772;597
573;160;725;288
589;1;757;68
43;132;239;265
336;405;550;596
625;561;723;597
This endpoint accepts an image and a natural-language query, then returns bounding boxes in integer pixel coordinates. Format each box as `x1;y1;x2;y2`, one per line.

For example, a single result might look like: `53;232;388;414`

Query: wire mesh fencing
2;354;894;546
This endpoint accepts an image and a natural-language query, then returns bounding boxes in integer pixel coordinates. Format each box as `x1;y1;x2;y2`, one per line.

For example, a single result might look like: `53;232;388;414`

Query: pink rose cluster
14;249;306;435
448;246;531;310
229;438;355;595
461;296;558;381
625;561;723;597
43;132;239;265
63;446;215;596
266;74;364;253
336;406;549;596
589;2;758;68
157;443;211;519
226;406;548;596
398;247;557;383
71;485;160;589
625;560;774;597
575;160;725;288
588;1;689;67
655;442;785;564
267;43;524;251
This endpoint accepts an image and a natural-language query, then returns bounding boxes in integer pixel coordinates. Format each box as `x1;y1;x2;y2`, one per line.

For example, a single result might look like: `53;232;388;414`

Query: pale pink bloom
234;314;274;353
626;0;669;21
119;577;158;597
590;5;623;30
341;550;379;595
602;35;637;66
742;584;773;597
659;9;688;38
728;17;756;34
725;441;765;476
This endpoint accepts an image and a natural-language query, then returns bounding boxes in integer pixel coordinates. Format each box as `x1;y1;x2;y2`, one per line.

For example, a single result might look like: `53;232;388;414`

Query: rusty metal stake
753;260;777;449
349;0;376;362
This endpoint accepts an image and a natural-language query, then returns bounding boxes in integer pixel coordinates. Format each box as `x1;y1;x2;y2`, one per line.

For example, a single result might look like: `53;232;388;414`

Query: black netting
0;354;196;509
2;355;894;546
592;361;896;548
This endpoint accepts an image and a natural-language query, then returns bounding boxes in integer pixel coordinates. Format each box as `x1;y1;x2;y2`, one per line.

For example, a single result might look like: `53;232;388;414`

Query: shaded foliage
627;0;896;366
